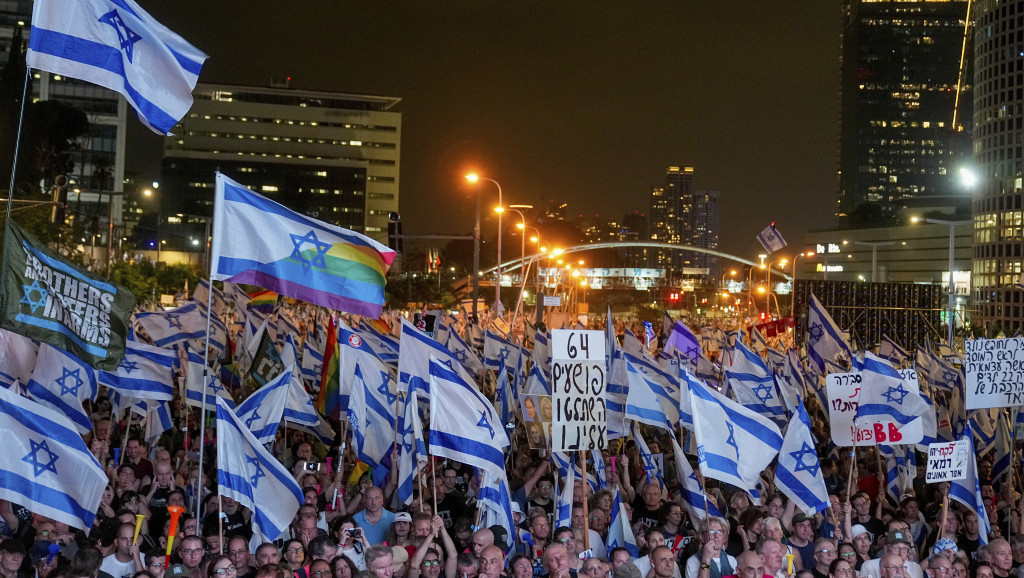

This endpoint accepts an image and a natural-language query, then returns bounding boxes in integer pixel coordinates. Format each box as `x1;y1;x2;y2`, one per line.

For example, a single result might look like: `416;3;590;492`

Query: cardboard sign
965;338;1024;409
551;329;606;451
544;295;562;307
827;370;922;446
925;440;970;482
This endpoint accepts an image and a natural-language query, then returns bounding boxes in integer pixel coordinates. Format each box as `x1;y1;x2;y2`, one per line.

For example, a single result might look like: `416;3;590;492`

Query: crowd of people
0;309;1019;578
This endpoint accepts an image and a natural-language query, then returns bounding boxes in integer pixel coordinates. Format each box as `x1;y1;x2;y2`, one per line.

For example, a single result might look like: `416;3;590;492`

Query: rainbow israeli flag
211;173;396;317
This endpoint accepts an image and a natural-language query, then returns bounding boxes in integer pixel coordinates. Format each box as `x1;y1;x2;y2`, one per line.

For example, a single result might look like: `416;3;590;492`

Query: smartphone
304;462;321;472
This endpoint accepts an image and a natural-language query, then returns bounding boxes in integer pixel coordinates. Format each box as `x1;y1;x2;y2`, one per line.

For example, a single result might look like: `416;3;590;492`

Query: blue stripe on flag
430;431;506;472
0;469;97;526
15;314;106;358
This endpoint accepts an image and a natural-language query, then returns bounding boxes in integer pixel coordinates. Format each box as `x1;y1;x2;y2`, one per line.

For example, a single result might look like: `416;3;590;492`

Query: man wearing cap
785;514;814;570
29;541;61;578
860;531;923;578
0;540;29;578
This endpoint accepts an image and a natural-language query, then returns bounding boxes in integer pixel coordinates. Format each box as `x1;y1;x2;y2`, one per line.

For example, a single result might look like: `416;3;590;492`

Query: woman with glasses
827;558;854;578
208;555;238;578
283;540;306;573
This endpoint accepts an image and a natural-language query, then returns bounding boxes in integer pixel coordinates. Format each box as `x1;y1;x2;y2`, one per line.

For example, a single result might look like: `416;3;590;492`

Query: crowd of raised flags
1;4;1022;578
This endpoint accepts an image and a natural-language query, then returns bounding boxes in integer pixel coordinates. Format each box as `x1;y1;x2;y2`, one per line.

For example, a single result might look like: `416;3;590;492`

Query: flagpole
194;222;217;520
4;68;30;223
117;409;131;467
580;450;590;551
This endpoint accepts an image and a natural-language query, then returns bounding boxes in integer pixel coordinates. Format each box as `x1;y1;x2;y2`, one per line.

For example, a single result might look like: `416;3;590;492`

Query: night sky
133;1;840;257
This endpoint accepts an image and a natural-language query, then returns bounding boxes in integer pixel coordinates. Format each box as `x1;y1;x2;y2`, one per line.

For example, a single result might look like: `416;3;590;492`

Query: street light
853;241;895;282
506;205;532;282
748;264;765;316
914;217;971;346
790;251;815;316
466;173;504;314
765;258;788;318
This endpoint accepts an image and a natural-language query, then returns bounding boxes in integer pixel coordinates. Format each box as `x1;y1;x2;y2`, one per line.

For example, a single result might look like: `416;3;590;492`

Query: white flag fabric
775;400;830;515
855;353;929;445
555;459;575;529
671;436;722;521
142;399;173;445
215;398;303;540
756;224;787;253
665;320;703;368
604;487;639;557
398;317;475;393
98;339;175;401
396;387;427;505
625;361;674;430
0;386;106;530
725;341;785;425
690;378;783;503
428;357;509;475
26;0;207;134
26;343;97;434
478;469;516;550
484;329;516;370
234;366;292;444
349;358;397;470
949;425;992;545
0;328;38;389
807;294;852;374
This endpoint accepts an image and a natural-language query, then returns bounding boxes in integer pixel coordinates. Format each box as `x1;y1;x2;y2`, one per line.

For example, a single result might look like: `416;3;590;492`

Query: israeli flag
484;329;516;370
215;398;303;540
622;351;682;427
98;340;175;401
397;387;427;505
671;436;721;521
445;327;486;373
185;350;235;410
604;487;639;557
193;279;225;316
428;357;509;475
756;223;787;253
142;399;173;445
807;294;851;374
878;335;909;365
26;0;207;134
625;361;674;430
665;320;703;369
0;328;38;389
855;352;929;445
399;317;473;394
279;336;334;444
234;366;292;444
350;325;399;366
522;363;551;395
494;361;513;427
349;360;397;470
949;425;992;545
592;449;608;489
531;329;551;376
300;336;324;389
555;461;574;529
725;341;785;425
478;469;516;551
632;423;664;486
0;386;107;530
992;411;1012;483
135;302;224;351
775;399;829;515
690;378;783;503
26;344;97;434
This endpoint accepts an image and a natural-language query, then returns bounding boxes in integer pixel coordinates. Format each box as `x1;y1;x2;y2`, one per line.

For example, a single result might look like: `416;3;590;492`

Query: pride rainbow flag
211;173;396;317
247;289;278;314
316;316;341;419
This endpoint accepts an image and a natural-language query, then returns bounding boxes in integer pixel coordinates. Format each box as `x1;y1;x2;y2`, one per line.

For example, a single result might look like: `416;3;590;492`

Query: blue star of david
439;358;455;370
725;423;739;459
98;9;142;63
697;445;707;464
789;441;820;477
882;383;908;405
685;346;700;361
497;347;511;363
165;314;183;329
245;408;262;429
377;375;397;406
246;454;266;488
290;230;332;271
56;367;83;398
477;411;495;439
118;358;139;374
808;322;824;342
943;370;955;383
207;378;224;395
752;382;774;403
455;349;469;363
19;279;48;314
22;439;59;477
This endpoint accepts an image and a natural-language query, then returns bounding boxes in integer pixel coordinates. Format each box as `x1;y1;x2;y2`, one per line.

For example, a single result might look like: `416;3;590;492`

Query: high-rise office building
837;0;973;222
160;82;400;248
647;166;719;277
971;0;1024;334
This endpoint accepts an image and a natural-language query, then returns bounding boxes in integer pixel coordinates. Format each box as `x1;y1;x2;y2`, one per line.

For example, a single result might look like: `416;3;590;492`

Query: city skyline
125;2;838;258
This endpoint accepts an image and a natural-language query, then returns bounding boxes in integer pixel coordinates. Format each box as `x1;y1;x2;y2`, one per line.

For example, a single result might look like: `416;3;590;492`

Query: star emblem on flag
56;367;84;397
942;369;956;383
245;453;266;488
207;377;224;395
685;346;700;361
497;347;511;363
22;439;59;477
165;314;183;329
19;279;48;314
290;230;332;271
244;408;262;429
697;445;707;464
377;375;397;406
118;358;139;374
788;441;820;476
477;410;495;439
752;383;774;403
883;383;909;405
98;9;142;63
725;422;739;459
455;349;468;363
808;322;824;342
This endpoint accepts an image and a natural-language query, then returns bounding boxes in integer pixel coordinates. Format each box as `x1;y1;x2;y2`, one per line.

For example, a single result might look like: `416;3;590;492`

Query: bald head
471;528;494;557
479;546;505;578
737;552;764;576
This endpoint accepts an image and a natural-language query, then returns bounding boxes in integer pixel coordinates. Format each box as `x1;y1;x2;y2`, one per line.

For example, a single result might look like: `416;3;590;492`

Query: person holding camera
331;519;370;571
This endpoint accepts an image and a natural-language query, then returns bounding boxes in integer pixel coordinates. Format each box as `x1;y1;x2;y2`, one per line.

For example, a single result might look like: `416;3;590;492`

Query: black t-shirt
631;499;668;529
141;484;173;537
437;492;468;529
856;516;885;539
958;536;981;560
223;510;251;540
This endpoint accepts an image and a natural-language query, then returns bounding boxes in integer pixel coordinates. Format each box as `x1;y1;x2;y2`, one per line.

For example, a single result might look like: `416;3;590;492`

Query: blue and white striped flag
193;279;225;316
690;377;783;503
531;329;551;376
756;223;787;253
349;360;397;471
878;335;909;365
26;0;207;134
725;341;785;426
300;337;324;390
522;363;551;396
555;461;574;529
664;320;703;369
135;302;224;351
625;361;674;430
484;329;516;370
185;350;235;410
397;387;427;505
0;386;107;530
98;340;175;401
279;336;334;444
478;469;516;551
775;399;829;515
992;410;1012;483
807;293;851;374
234;366;292;444
399;317;473;394
215;398;303;540
494;361;513;427
445;326;486;373
142;399;173;445
592;449;608;489
605;487;639;557
26;343;97;434
0;328;38;391
671;436;721;521
428;357;509;475
622;351;682;427
855;352;929;445
632;423;664;486
949;424;991;545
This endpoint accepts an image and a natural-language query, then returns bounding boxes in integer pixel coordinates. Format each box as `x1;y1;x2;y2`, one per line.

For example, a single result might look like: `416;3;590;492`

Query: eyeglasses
422;561;441;568
310;571;331;577
816;549;834;555
739;568;765;576
287;547;304;554
840;553;856;559
214;566;237;575
150;562;167;568
881;566;904;571
708;530;724;536
932;568;951;574
558;537;574;543
182;548;205;555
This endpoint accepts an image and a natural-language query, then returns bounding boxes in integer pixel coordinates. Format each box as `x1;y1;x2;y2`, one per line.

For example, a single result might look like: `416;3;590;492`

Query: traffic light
387;211;403;253
50;175;67;224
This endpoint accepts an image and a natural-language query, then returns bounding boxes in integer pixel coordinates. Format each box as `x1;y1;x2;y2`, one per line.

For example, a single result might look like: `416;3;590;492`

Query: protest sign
827;370;921;446
965;338;1024;409
551;329;606;451
925;440;970;482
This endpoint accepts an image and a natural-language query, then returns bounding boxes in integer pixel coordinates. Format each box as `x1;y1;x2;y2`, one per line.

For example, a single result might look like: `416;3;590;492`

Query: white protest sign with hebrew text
551;329;606;451
827;369;921;446
965;338;1024;409
925;440;970;482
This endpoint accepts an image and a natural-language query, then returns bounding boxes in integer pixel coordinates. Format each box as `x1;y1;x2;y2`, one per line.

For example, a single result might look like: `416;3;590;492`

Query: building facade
160;82;401;249
838;0;973;222
647;166;719;277
971;0;1024;335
